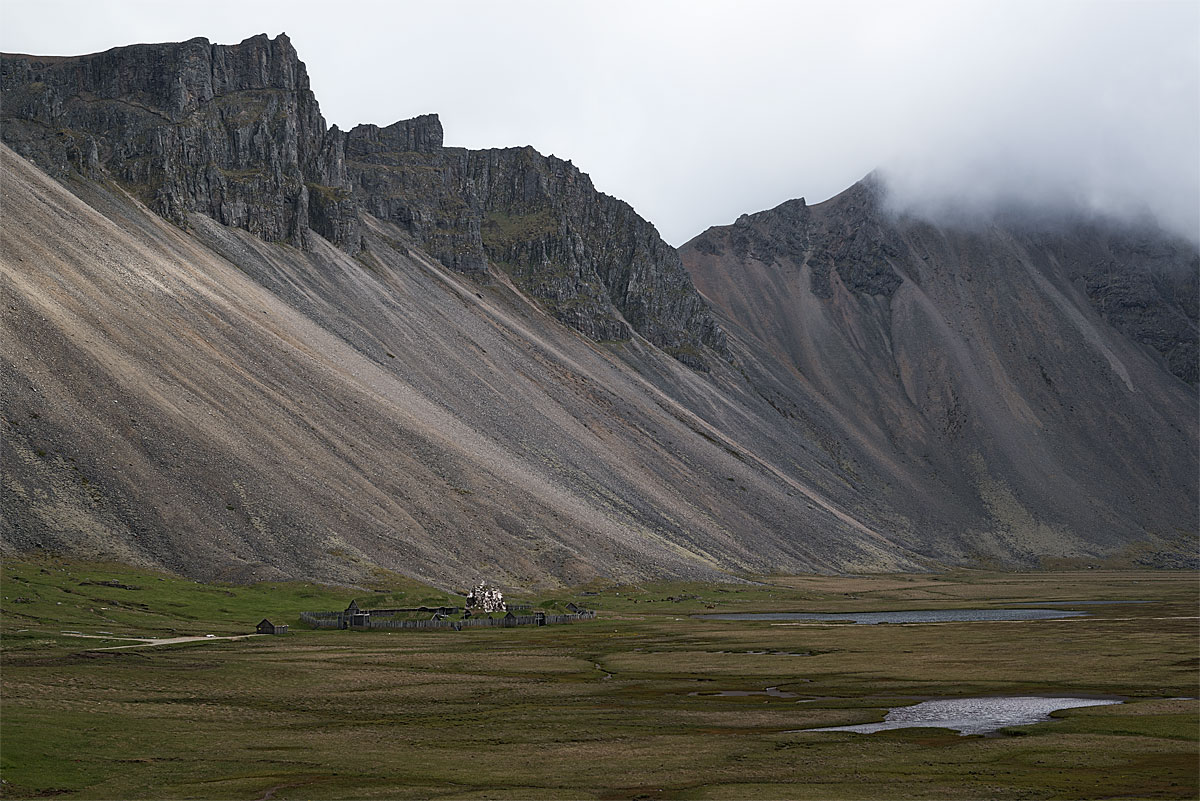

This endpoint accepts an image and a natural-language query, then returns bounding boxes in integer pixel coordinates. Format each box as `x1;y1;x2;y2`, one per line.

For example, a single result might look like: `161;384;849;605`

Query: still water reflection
802;696;1122;735
697;609;1088;624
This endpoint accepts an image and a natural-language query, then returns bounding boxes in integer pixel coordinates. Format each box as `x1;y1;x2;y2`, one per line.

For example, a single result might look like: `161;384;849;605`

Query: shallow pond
801;696;1122;735
696;608;1088;624
1006;600;1150;606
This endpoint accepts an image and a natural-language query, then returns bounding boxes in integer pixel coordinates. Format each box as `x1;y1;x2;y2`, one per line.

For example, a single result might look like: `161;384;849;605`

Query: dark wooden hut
256;619;287;635
344;599;370;627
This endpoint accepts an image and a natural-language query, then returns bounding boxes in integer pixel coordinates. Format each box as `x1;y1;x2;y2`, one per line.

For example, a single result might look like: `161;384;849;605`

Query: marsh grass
1;562;1196;799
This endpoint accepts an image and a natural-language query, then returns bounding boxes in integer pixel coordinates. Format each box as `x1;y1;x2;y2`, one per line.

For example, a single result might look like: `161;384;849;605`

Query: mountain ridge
1;33;727;371
1;33;1195;586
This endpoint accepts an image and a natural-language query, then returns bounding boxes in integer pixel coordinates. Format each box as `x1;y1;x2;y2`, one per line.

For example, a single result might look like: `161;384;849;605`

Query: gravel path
61;632;263;649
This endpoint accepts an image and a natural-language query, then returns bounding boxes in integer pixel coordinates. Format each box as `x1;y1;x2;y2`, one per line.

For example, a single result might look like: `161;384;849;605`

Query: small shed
256;619;287;635
344;599;370;627
565;602;581;613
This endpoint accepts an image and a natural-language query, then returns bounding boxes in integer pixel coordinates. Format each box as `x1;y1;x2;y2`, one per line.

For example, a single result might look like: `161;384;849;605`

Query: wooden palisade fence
299;610;595;631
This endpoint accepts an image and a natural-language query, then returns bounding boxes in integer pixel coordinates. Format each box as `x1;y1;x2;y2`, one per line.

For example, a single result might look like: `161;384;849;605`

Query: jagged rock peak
347;114;444;156
1;32;340;246
343;131;729;366
686;176;1199;385
2;33;310;121
1;34;728;370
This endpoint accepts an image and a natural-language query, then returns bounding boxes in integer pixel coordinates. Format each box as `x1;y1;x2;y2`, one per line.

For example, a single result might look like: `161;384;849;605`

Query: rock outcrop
340;116;726;364
700;177;1195;383
1022;224;1199;387
1;34;725;369
1;34;354;246
697;178;1197;384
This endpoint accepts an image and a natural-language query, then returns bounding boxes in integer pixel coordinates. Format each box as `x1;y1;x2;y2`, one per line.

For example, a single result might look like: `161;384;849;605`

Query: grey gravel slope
2;144;922;585
680;182;1198;569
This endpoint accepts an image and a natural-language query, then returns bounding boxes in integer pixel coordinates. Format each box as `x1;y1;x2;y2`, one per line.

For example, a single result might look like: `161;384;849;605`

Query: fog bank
874;2;1198;244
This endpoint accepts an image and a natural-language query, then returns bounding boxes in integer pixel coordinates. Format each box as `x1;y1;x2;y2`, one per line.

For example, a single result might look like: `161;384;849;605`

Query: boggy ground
1;560;1196;799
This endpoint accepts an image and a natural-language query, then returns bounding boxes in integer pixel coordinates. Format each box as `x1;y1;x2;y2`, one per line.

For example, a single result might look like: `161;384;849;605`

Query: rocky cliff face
1022;224;1198;387
0;34;354;246
700;177;1197;384
342;118;726;365
472;146;727;364
1;35;724;369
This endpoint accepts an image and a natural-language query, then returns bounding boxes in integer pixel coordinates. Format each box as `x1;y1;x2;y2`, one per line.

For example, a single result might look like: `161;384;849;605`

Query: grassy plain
1;561;1196;799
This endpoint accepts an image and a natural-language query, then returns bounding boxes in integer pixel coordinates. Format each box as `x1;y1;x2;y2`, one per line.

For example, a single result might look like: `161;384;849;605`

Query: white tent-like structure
465;581;506;613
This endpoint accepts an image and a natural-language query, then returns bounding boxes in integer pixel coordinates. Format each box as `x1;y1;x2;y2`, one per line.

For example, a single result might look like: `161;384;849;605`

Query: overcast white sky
3;0;1197;244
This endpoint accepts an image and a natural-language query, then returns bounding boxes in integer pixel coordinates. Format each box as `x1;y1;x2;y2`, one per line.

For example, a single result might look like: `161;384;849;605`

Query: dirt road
61;632;263;649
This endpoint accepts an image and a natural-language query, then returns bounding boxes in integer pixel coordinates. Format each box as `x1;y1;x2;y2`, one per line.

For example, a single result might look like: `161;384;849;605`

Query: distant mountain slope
680;180;1198;568
1;34;1195;585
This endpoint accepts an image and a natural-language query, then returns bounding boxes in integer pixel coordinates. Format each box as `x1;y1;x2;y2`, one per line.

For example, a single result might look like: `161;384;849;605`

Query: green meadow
1;560;1196;799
